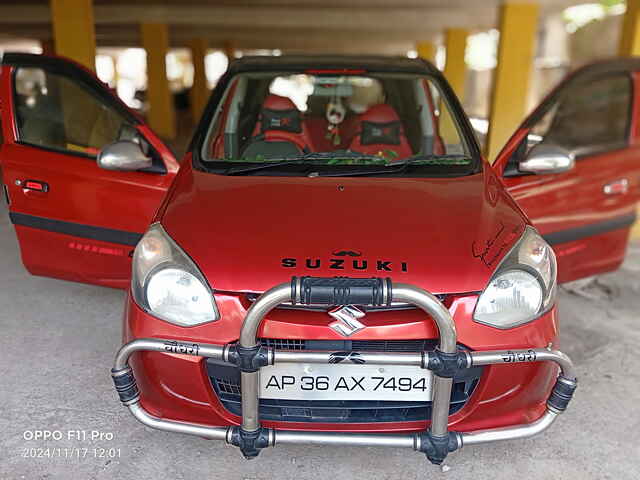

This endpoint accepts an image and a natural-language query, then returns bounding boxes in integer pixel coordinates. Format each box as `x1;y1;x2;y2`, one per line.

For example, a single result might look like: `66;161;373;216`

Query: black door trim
9;210;636;252
543;212;637;245
9;212;143;246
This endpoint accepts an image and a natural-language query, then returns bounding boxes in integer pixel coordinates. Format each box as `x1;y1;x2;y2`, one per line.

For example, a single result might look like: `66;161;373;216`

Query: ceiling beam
0;1;581;53
0;24;424;53
0;4;498;31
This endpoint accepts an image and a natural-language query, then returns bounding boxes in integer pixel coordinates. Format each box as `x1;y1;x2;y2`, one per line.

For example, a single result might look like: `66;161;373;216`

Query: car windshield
199;71;477;177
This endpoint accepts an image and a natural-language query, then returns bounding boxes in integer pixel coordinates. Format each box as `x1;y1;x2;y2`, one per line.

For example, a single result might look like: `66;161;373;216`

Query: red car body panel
160;159;526;295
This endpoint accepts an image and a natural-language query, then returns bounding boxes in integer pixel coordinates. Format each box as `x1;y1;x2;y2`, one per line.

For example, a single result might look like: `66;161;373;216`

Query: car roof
228;54;440;76
568;57;640;79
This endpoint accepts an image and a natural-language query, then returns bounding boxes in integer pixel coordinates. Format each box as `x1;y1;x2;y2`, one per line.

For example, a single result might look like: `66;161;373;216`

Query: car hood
161;167;528;295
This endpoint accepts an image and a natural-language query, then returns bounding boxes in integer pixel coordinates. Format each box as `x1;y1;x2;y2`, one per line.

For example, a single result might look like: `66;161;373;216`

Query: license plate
259;363;433;401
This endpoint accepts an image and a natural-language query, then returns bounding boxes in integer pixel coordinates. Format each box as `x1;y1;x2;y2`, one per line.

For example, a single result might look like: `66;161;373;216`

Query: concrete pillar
189;38;209;123
484;3;539;162
49;0;96;70
443;29;468;99
417;42;436;64
140;23;176;140
620;0;640;56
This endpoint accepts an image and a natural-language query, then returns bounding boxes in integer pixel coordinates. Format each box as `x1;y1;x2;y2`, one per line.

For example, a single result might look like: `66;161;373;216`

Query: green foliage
600;0;623;8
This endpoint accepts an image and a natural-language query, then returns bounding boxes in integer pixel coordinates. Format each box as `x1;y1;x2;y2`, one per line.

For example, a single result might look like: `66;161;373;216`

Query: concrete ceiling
0;1;584;53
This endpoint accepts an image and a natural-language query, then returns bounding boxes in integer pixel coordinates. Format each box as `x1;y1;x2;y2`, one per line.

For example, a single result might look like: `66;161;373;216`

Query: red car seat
348;104;413;160
243;94;314;157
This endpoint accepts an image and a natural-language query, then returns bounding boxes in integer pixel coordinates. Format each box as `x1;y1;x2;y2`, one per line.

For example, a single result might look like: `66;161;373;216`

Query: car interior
205;73;461;162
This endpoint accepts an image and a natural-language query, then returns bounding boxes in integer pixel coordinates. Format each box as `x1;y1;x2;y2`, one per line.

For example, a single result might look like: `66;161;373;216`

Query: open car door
493;60;640;283
0;53;179;288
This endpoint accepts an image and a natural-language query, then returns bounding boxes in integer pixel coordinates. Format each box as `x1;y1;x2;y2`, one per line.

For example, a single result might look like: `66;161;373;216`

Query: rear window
199;71;476;177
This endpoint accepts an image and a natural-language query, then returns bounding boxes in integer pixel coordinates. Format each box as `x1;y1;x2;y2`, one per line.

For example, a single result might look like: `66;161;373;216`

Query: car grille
207;339;482;423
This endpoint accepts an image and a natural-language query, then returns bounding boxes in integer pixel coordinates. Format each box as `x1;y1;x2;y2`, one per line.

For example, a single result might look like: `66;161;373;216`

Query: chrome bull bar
112;277;577;464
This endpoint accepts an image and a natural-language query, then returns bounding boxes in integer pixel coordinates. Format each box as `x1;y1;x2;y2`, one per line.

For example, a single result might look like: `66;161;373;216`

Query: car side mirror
519;144;575;175
97;140;152;171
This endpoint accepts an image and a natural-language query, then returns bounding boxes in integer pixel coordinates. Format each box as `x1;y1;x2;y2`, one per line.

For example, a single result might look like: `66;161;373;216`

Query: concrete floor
1;201;639;480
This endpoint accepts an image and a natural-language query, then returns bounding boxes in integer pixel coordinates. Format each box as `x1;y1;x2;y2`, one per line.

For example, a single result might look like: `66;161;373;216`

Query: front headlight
131;223;219;326
473;226;556;329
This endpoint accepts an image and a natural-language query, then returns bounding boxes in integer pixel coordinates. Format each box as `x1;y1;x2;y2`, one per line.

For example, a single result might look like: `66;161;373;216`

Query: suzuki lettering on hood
282;250;409;272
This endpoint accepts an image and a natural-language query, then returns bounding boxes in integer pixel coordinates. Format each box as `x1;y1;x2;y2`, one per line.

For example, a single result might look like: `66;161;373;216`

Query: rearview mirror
97;140;152;171
519;144;574;175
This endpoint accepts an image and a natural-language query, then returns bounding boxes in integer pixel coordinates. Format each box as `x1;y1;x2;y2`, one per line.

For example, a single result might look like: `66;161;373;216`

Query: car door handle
19;179;50;193
603;178;628;195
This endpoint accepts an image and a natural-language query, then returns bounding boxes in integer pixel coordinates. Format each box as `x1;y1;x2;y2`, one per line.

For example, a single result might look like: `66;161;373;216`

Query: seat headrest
263;94;298;111
260;94;302;133
359;104;403;146
360;104;401;123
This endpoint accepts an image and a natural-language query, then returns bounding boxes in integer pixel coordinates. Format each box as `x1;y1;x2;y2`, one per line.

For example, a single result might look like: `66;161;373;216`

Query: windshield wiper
222;152;387;175
313;155;472;177
224;159;307;175
401;154;472;165
220;152;471;176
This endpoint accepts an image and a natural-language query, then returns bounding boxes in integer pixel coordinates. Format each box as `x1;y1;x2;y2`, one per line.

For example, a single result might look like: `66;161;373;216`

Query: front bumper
112;277;577;464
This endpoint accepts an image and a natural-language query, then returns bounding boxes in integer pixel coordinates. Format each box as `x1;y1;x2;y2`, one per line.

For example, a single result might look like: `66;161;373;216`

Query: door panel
503;147;639;282
497;69;640;283
0;53;179;288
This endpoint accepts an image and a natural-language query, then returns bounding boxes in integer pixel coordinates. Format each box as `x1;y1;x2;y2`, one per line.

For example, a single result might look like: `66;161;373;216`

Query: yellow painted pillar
50;0;96;71
631;218;640;241
417;41;436;64
620;0;640;55
140;23;176;140
621;1;640;241
189;38;209;123
484;3;539;162
443;29;468;99
440;29;468;146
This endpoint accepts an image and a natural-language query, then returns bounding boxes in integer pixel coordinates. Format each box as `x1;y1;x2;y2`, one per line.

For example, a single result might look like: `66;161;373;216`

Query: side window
13;67;132;156
529;74;632;155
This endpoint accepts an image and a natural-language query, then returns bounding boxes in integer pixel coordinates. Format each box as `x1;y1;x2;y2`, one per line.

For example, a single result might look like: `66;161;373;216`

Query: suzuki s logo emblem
328;305;366;337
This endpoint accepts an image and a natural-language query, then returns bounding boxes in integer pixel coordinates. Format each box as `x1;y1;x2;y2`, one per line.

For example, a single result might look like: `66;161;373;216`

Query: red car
1;53;637;464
